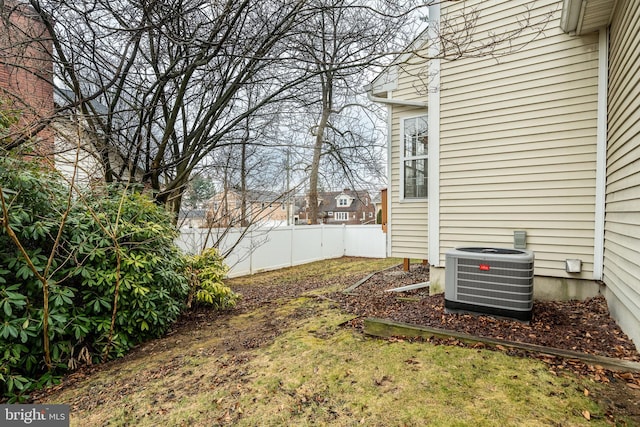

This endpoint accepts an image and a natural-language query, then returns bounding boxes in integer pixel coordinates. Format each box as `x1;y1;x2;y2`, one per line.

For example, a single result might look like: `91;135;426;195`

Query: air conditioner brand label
479;264;490;271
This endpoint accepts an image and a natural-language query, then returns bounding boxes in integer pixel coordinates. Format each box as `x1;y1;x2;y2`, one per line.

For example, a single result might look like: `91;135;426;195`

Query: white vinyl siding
390;106;429;259
382;41;430;260
438;0;599;278
392;51;429;100
603;1;640;347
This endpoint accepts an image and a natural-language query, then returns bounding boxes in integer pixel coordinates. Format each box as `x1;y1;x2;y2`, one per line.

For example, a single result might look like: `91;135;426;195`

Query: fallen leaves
614;372;640;389
373;375;392;387
23;258;640;427
329;265;640;422
334;267;640;363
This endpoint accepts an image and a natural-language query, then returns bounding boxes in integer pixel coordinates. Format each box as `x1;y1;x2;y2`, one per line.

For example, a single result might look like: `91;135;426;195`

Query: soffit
560;0;617;35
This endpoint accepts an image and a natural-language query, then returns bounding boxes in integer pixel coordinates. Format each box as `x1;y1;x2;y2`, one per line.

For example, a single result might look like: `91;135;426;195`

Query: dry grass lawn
35;257;635;426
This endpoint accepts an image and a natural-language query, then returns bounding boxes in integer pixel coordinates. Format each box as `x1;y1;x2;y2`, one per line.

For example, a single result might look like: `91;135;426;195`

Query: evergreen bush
0;155;199;401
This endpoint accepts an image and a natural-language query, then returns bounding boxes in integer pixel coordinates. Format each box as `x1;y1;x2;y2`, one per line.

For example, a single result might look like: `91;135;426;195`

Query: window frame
335;212;349;221
400;114;428;200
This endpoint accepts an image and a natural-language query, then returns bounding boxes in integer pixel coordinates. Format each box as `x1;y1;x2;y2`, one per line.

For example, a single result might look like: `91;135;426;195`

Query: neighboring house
178;209;208;229
207;188;294;228
298;189;376;225
371;190;383;225
52;88;148;187
52;112;104;187
0;1;53;155
368;0;640;350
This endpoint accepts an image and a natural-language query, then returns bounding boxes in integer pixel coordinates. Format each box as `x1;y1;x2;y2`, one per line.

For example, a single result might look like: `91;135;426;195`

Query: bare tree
1;0;553;226
19;0;324;220
293;0;418;223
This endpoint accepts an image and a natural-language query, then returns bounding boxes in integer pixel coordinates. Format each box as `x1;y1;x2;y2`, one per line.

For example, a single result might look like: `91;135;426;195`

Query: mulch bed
332;263;640;420
332;264;640;362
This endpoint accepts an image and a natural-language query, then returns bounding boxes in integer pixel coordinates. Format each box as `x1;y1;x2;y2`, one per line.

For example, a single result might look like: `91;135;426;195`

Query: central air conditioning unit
444;247;535;321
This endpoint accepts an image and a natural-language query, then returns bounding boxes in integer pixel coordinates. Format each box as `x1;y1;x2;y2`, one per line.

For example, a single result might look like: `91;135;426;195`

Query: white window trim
335;212;348;221
400;114;429;201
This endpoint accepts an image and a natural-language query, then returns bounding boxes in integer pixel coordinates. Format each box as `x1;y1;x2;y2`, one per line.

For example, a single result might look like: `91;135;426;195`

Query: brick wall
0;1;53;157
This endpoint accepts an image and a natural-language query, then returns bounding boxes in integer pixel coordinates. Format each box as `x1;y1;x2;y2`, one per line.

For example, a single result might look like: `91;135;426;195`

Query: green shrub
187;248;237;309
62;188;190;359
0;155;190;401
0;156;71;400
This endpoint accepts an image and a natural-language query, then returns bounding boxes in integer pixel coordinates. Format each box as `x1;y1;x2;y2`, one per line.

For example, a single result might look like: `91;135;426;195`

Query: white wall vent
445;247;534;321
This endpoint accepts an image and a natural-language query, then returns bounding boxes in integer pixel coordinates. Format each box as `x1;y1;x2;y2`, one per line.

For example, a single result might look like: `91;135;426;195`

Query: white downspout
385;100;393;257
428;2;441;267
593;27;608;280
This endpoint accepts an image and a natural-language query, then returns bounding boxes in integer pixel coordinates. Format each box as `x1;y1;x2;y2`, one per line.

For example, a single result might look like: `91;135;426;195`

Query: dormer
335;190;355;208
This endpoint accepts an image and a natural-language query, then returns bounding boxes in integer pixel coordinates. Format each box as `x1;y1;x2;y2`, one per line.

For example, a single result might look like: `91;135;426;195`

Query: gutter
560;0;584;33
366;91;427;108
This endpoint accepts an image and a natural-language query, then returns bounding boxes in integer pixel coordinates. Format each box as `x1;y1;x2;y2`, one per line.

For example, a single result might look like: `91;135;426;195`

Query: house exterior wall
438;0;600;279
0;2;53;155
387;50;429;259
603;1;640;349
207;191;289;227
389;105;429;259
52;118;104;186
299;190;376;225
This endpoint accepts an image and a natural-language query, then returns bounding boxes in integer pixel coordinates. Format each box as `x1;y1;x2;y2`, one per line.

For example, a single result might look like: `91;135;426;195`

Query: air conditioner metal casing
444;247;535;321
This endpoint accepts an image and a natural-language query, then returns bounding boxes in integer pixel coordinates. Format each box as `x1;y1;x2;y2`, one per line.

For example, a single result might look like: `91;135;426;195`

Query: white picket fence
176;224;386;277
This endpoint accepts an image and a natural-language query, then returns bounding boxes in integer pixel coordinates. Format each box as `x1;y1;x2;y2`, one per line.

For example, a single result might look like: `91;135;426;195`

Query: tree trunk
240;127;248;227
308;105;331;224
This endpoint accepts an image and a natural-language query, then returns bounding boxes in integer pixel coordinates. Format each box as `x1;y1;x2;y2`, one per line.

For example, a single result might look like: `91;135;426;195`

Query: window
328;211;333;216
335;212;349;221
338;197;349;207
369;212;373;218
402;116;428;199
